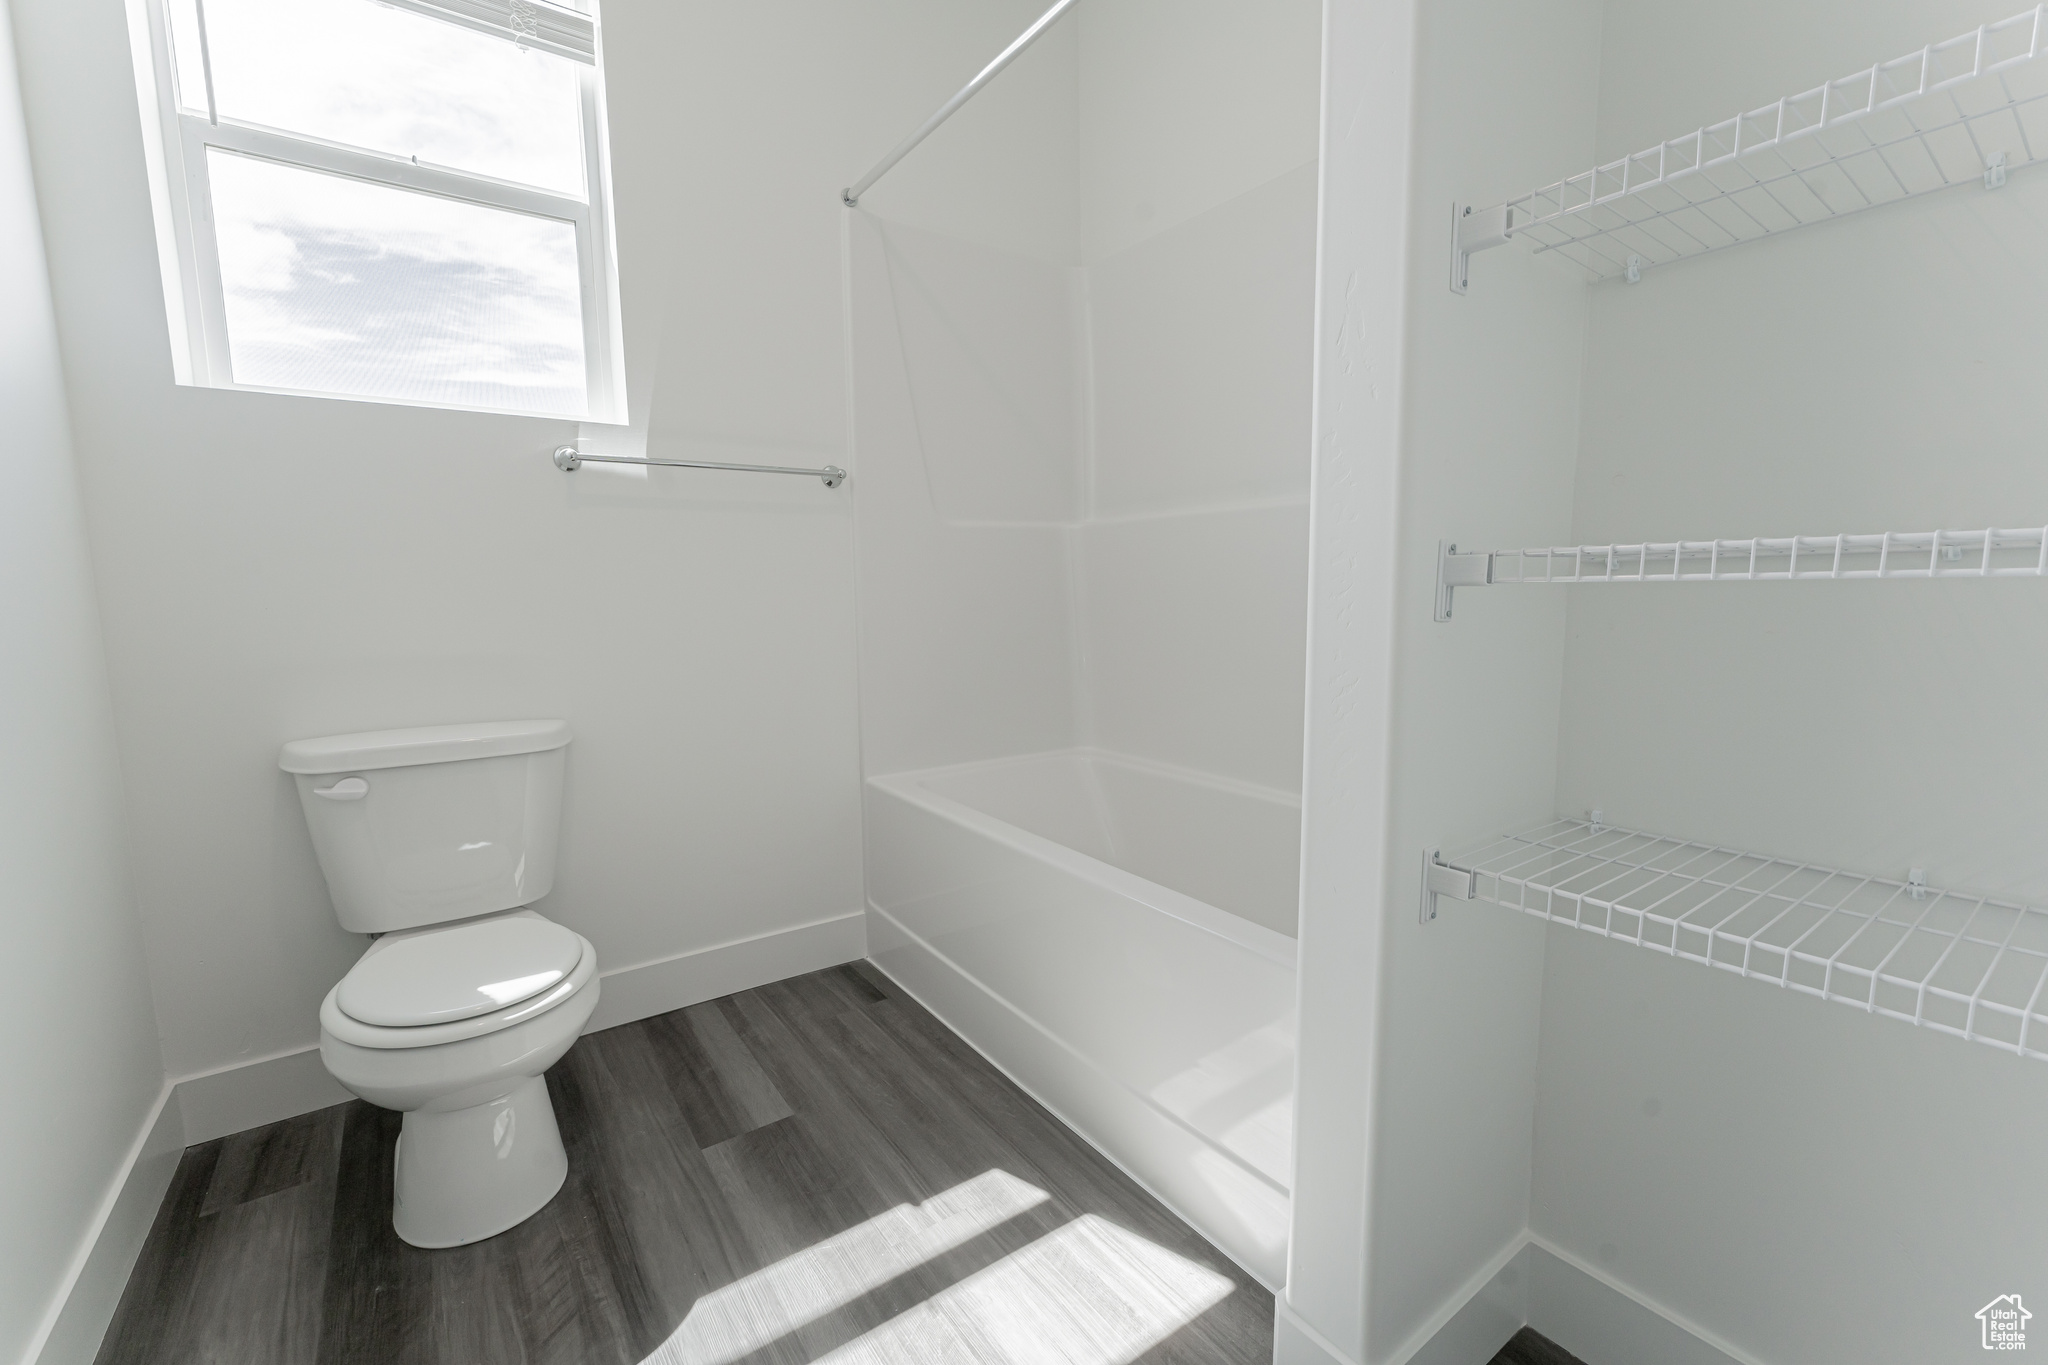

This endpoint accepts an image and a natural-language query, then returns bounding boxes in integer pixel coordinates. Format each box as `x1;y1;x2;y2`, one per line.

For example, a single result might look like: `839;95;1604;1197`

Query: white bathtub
862;748;1299;1286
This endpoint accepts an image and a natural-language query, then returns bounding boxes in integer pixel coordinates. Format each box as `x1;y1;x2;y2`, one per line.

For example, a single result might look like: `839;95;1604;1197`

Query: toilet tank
281;720;571;934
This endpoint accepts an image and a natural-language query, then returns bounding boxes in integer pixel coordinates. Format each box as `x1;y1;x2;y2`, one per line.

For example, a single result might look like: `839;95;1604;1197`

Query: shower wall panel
1078;165;1316;793
1079;508;1309;794
851;16;1080;265
872;222;1084;525
1076;0;1323;263
848;214;1086;777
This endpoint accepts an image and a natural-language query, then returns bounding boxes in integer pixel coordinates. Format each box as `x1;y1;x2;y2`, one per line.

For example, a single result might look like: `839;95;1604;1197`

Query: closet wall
1328;0;2048;1362
1346;0;1603;1358
1536;1;2048;1361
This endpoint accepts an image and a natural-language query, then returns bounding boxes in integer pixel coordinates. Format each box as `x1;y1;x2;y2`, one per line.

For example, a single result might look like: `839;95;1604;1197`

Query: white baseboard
1274;1299;1362;1365
28;1085;183;1365
1396;1239;1529;1365
583;909;866;1034
1524;1235;1761;1365
1383;1232;1758;1365
173;1045;353;1146
167;910;869;1146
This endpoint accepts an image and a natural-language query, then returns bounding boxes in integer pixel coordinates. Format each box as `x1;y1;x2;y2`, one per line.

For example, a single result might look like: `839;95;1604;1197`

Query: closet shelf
1460;6;2048;283
1426;821;2048;1061
1435;528;2047;618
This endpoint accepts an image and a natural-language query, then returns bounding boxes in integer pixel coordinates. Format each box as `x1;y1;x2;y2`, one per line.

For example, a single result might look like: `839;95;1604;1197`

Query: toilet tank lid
279;720;572;774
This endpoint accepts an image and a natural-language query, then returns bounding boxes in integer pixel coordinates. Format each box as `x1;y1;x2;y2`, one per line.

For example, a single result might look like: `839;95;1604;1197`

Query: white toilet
280;720;599;1249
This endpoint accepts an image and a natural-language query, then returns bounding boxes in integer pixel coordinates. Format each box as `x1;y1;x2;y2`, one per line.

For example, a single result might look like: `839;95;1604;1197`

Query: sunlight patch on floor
812;1213;1234;1364
641;1169;1050;1365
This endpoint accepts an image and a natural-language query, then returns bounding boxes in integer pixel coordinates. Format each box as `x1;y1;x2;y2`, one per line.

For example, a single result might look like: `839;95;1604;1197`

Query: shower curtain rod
841;0;1079;207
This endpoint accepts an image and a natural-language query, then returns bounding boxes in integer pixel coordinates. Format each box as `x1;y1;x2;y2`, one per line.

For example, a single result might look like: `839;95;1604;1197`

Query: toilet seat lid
336;916;585;1028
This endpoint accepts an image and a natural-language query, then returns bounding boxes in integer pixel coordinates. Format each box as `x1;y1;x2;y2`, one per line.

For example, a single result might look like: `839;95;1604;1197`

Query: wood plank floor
95;963;1273;1364
1487;1327;1586;1365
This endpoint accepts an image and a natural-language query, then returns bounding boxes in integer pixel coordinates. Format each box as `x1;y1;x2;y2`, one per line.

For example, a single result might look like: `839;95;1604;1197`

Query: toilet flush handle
313;777;369;801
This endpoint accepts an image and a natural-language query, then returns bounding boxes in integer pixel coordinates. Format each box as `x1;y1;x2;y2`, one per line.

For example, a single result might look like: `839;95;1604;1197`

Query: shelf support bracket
1421;848;1476;923
1435;541;1493;621
1450;203;1515;295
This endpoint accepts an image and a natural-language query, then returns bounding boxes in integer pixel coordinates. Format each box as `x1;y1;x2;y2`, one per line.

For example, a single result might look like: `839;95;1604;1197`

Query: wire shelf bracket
1453;5;2048;288
1434;526;2048;620
1426;821;2048;1061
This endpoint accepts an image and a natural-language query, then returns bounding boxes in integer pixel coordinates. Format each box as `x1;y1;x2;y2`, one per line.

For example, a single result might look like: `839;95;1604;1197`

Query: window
128;0;623;420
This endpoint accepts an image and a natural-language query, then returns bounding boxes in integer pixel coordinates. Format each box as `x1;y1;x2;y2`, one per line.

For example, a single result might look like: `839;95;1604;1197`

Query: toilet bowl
319;910;600;1246
283;720;594;1248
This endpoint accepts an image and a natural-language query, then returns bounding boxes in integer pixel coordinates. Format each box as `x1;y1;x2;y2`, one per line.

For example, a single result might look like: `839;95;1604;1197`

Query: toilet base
392;1075;567;1248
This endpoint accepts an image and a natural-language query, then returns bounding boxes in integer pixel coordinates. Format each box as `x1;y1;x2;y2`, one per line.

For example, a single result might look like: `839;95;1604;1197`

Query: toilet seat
338;915;583;1027
321;916;599;1050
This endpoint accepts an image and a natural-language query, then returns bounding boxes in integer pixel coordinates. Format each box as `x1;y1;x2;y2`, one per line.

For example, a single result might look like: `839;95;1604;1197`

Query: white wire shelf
1466;6;2048;282
1435;527;2048;618
1426;820;2048;1060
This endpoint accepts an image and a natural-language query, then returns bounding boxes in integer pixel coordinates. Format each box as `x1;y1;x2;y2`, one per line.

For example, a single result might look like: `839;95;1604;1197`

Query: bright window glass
208;151;587;416
166;0;210;116
178;0;586;196
135;0;621;419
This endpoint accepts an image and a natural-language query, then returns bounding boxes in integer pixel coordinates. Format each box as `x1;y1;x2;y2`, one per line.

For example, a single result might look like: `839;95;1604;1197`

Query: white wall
1301;0;1602;1358
1534;2;2048;1359
1279;0;1418;1352
0;1;165;1357
1289;0;1606;1356
4;0;1088;1091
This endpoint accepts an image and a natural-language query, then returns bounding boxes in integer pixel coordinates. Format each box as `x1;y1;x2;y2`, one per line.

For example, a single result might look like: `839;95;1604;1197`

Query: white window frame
124;0;627;423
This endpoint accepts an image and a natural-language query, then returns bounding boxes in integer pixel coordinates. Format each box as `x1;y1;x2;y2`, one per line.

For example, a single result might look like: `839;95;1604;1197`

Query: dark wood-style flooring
1487;1327;1586;1365
94;963;1273;1364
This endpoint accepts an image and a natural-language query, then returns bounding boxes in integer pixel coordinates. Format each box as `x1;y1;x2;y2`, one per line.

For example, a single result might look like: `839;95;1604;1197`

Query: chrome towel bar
553;446;845;488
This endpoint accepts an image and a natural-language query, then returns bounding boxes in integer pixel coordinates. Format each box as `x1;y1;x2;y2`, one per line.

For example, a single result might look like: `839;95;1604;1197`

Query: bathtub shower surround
844;0;1319;1290
865;752;1298;1282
